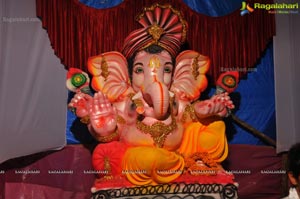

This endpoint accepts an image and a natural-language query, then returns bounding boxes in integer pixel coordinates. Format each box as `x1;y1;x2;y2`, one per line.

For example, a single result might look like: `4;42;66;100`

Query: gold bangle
97;128;119;143
116;115;126;125
80;115;90;124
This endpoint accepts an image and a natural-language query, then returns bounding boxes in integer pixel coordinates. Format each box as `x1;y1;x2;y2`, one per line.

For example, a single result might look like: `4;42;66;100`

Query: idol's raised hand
89;91;118;138
194;92;234;118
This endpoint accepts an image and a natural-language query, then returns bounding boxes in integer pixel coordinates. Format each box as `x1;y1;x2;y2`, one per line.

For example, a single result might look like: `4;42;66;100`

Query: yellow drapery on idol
122;119;228;185
178;119;228;162
122;147;185;186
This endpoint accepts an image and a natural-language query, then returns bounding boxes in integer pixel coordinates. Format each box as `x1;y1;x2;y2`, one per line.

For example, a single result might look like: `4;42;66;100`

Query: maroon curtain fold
36;0;275;82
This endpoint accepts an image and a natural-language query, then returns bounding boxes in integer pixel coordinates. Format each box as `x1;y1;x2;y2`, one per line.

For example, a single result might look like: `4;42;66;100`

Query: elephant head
130;46;173;120
87;4;210;121
87;48;210;121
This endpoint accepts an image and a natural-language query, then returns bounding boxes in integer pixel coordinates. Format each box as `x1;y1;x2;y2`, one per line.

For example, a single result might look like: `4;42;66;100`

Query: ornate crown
122;4;187;59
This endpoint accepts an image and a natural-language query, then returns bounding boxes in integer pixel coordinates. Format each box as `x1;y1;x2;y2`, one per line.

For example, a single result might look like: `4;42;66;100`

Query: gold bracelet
116;115;126;125
80;115;90;124
97;128;119;143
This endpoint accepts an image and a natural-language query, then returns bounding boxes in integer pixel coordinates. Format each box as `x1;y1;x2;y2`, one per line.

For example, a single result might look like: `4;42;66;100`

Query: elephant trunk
143;81;170;120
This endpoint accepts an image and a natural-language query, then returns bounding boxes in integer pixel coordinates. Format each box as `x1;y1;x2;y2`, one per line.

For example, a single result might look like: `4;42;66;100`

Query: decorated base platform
91;182;238;199
91;170;238;199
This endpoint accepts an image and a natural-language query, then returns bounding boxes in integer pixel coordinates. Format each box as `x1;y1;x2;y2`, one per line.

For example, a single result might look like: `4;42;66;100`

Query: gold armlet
181;104;198;123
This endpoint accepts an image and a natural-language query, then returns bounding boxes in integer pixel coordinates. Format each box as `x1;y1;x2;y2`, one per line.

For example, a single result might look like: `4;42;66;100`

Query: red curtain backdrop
36;0;275;82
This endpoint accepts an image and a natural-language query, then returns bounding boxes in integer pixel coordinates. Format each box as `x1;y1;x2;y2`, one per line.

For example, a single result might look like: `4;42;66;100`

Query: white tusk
132;91;143;100
169;91;175;98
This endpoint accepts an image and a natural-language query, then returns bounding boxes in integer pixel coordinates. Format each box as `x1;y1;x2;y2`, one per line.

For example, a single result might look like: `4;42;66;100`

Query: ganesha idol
67;4;236;191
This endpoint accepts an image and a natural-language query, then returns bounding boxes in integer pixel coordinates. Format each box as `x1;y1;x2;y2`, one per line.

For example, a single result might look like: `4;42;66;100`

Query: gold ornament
101;56;109;80
148;55;161;70
103;157;113;180
148;23;164;43
80;115;90;124
116;115;126;125
97;128;119;143
136;116;177;148
181;104;198;123
184;152;218;176
192;54;200;80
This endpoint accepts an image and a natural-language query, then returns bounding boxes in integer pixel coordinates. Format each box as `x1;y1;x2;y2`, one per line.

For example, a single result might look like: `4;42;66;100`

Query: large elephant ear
171;50;210;101
88;51;132;102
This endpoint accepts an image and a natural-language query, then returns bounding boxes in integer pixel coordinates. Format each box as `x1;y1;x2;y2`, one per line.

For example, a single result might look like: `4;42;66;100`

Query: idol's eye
134;66;144;74
164;66;172;73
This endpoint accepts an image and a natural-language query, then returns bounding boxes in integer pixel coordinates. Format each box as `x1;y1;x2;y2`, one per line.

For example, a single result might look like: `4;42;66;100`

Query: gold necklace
136;116;177;148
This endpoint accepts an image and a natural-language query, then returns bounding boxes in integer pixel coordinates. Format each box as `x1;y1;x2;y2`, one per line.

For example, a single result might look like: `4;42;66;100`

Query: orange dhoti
122;119;228;185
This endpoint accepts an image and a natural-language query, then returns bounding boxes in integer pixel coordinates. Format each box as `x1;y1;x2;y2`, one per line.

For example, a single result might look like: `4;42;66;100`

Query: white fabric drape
0;0;67;163
274;1;300;153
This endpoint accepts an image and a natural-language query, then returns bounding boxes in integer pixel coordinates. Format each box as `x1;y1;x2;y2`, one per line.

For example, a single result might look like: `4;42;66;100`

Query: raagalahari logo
240;2;254;16
240;1;299;15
